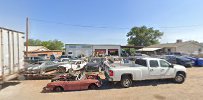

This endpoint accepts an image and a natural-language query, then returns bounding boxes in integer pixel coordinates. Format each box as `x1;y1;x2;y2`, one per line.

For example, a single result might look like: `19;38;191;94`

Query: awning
137;48;162;52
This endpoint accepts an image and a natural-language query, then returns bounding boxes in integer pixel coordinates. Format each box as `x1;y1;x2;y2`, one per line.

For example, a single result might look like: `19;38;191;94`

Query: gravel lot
1;67;203;100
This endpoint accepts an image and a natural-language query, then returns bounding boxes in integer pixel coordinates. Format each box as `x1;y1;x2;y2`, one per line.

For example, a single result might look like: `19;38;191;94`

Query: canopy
137;48;162;52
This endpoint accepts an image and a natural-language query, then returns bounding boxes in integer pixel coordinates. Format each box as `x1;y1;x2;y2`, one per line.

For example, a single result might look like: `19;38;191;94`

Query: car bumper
43;87;53;92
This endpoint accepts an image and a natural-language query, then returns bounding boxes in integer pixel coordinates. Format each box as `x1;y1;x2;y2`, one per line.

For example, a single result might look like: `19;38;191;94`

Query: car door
49;62;58;70
79;80;89;90
159;60;176;79
148;60;161;79
64;81;81;90
44;62;53;71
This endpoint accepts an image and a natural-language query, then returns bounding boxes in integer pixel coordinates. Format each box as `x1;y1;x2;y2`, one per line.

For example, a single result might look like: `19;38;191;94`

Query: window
61;55;68;58
149;60;159;67
135;59;147;67
81;45;91;48
108;49;119;56
160;60;170;67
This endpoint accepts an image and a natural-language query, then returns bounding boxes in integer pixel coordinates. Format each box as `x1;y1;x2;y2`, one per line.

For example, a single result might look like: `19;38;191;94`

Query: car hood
27;65;40;70
173;64;186;72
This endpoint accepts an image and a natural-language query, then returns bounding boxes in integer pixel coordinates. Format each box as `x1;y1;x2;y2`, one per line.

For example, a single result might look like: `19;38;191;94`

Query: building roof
137;48;161;51
147;41;203;48
0;27;24;34
65;44;121;46
25;46;50;52
121;45;144;49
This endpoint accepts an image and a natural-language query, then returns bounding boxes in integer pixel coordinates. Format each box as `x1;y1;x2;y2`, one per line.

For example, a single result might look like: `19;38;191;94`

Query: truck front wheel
121;76;132;88
174;74;185;84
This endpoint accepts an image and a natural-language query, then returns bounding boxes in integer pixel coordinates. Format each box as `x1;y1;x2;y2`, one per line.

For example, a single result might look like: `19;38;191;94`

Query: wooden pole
26;17;29;57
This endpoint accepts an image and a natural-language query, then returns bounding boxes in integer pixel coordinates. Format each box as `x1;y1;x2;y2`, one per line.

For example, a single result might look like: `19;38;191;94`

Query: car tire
54;86;64;92
121;76;132;88
174;74;185;84
88;84;98;90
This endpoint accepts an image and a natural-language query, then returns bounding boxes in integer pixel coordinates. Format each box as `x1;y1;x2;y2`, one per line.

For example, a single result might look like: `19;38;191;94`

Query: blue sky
1;0;203;45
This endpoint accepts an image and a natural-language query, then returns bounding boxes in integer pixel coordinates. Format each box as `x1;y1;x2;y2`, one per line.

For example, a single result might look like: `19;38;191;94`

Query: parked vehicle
26;61;62;74
196;58;203;67
24;56;46;64
162;55;194;67
59;55;70;62
58;60;87;71
43;74;102;92
176;56;194;67
84;58;105;72
105;58;187;88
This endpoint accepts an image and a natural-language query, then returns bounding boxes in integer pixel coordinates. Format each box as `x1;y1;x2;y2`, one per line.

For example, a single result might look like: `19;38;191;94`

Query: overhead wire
29;18;203;30
30;18;130;30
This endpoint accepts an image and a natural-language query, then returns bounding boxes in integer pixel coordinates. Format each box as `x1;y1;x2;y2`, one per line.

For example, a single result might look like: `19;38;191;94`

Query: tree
126;26;164;46
46;40;64;50
26;39;42;46
26;39;64;50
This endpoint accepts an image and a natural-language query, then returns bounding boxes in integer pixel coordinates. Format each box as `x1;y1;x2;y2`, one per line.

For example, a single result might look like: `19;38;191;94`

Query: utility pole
26;17;29;57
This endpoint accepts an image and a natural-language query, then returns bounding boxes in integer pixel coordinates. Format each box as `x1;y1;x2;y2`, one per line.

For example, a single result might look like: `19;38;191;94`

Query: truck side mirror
169;64;174;68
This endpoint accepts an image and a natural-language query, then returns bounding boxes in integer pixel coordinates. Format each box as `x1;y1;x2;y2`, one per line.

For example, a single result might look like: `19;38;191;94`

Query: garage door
108;49;119;56
95;49;106;55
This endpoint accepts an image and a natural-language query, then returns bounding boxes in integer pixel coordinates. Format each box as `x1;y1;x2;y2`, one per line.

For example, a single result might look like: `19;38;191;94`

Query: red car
43;74;102;92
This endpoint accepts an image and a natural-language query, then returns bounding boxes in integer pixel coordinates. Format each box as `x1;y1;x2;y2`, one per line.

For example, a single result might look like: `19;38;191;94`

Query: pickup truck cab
105;58;187;88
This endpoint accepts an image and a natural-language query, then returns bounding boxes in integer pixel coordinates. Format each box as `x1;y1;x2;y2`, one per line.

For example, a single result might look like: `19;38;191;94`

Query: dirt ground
1;67;203;100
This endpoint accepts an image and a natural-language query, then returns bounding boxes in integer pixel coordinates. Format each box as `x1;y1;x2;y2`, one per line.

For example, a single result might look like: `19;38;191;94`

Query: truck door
148;60;161;79
159;60;175;78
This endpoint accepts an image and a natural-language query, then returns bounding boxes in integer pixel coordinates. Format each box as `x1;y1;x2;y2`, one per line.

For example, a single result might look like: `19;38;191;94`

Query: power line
159;24;203;28
30;18;203;30
30;18;130;30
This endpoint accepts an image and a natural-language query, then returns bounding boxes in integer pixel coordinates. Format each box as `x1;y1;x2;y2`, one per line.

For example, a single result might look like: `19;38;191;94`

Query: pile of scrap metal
21;59;90;80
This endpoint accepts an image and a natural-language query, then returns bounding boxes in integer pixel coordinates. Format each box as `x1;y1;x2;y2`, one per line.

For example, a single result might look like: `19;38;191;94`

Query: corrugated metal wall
0;28;24;77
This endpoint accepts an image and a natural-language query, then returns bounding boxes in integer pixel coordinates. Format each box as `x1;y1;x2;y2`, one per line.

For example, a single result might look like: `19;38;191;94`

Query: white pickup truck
105;58;187;88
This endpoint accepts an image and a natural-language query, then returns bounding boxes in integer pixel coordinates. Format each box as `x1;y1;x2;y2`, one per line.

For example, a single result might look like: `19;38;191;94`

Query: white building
65;44;121;57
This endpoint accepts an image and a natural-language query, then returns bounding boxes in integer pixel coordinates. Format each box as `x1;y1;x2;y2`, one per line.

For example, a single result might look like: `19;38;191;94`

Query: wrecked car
26;61;63;74
44;74;102;92
84;58;105;72
58;60;87;72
